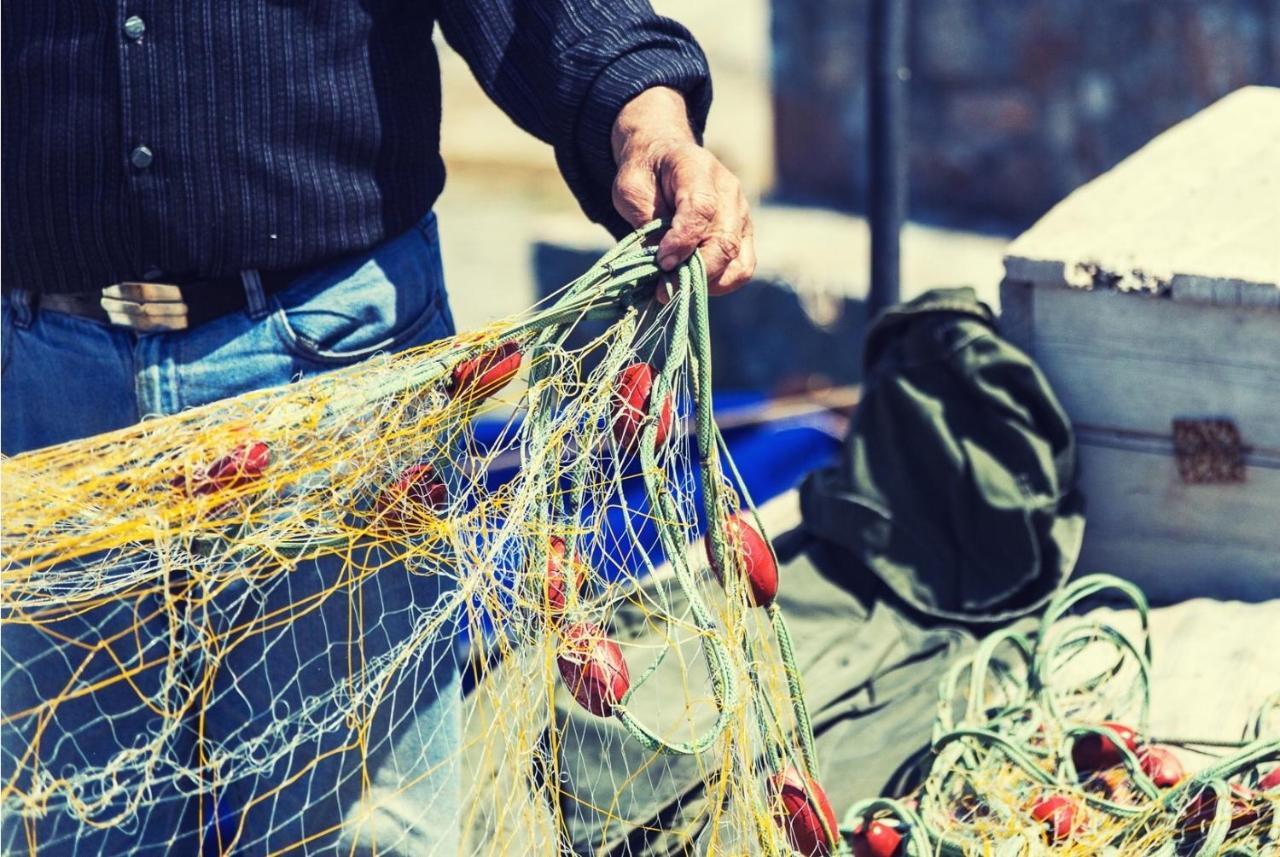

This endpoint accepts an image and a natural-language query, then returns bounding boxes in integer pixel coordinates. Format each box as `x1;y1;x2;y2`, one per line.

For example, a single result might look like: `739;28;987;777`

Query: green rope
516;226;825;835
841;573;1279;855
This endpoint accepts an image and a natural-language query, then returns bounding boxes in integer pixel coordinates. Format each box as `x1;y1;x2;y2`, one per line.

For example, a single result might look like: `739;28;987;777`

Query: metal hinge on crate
1172;418;1246;484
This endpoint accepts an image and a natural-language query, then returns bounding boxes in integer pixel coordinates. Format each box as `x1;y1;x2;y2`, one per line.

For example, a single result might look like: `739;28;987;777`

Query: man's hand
611;87;755;296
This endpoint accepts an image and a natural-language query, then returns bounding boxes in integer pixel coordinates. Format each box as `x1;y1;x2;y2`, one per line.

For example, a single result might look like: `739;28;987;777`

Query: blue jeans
2;213;463;855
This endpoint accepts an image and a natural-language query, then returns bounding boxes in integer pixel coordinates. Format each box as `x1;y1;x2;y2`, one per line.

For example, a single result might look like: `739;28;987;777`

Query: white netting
1;228;836;856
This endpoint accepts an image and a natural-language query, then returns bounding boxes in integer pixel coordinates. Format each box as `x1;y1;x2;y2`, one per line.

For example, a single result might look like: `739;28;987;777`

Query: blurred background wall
774;0;1280;227
434;1;1278;389
434;0;778;331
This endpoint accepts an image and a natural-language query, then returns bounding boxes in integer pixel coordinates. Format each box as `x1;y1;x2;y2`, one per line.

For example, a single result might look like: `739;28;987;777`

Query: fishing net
6;224;1276;857
1;223;835;856
842;575;1280;857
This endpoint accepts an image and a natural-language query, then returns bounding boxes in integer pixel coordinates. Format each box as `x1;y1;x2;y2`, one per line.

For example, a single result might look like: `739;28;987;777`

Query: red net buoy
449;341;522;401
849;816;905;857
1072;722;1138;773
543;536;587;617
1177;783;1261;842
1137;746;1185;788
1260;767;1280;791
611;362;673;453
705;512;778;607
768;765;838;857
375;463;447;533
557;622;629;718
1030;794;1083;843
174;440;271;496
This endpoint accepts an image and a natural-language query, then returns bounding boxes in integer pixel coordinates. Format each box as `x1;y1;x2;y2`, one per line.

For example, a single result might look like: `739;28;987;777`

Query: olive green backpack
800;287;1085;623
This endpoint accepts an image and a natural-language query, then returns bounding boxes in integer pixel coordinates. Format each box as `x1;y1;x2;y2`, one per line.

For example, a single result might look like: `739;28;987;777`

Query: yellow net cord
4;223;1275;856
843;575;1279;857
1;224;833;856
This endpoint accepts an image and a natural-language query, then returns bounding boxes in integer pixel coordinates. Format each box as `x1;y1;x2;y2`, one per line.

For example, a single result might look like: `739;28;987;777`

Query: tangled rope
841;575;1280;856
1;222;837;855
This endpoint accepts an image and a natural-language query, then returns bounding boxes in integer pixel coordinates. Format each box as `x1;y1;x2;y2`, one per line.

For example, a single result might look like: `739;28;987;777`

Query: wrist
611;87;695;164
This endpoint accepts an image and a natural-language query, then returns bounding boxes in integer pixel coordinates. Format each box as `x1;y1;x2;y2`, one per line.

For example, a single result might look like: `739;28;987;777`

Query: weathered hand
611;87;755;296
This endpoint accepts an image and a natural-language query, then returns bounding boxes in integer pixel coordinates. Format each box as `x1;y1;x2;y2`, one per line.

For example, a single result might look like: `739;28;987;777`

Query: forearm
438;1;710;234
609;86;755;293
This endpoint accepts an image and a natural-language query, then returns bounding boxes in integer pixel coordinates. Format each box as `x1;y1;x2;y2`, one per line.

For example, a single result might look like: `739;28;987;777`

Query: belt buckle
100;282;190;332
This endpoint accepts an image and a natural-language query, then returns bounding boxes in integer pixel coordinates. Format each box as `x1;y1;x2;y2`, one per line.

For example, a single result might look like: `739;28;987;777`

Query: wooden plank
1004;86;1280;305
998;278;1034;355
1073;441;1280;603
1077;537;1280;604
1016;286;1280;450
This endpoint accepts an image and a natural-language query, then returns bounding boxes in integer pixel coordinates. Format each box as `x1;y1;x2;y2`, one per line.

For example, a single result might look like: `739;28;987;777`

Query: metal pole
868;0;910;318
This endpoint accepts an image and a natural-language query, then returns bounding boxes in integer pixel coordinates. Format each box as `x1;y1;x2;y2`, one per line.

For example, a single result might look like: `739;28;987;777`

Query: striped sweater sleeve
437;0;712;237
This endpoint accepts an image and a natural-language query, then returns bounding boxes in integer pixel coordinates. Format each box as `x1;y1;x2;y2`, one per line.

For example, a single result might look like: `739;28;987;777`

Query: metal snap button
123;16;146;41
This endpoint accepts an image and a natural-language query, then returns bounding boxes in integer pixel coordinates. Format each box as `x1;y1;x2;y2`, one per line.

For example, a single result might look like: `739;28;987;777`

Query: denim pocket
270;214;451;366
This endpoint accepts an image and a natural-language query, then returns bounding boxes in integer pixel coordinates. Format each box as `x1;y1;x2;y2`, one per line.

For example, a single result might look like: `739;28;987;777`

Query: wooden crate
1000;86;1280;603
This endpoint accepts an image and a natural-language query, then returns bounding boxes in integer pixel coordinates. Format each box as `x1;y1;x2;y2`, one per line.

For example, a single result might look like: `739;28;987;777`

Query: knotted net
1;224;833;856
843;575;1280;857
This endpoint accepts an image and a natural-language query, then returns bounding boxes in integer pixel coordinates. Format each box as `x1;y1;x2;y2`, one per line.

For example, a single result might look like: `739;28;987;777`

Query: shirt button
123;16;146;41
130;146;154;169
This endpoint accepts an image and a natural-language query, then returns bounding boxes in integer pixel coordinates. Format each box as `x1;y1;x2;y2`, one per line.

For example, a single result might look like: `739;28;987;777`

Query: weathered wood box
1000;86;1280;603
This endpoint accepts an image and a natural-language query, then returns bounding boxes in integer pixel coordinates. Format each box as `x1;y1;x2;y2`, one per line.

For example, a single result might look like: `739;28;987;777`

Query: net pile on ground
842;575;1280;857
0;223;841;856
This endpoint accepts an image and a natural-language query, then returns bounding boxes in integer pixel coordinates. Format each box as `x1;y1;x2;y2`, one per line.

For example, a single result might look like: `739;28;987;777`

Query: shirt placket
117;2;164;282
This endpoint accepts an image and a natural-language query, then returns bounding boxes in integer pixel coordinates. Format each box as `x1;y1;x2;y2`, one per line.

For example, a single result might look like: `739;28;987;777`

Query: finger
654;274;677;306
694;228;743;288
656;165;718;270
696;181;747;286
611;163;659;228
711;209;755;296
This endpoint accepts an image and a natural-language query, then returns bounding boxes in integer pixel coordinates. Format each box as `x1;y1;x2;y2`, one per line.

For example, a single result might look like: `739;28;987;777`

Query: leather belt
37;270;303;333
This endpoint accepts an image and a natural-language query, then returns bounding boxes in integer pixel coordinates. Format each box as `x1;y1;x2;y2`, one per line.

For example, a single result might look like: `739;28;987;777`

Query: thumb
611;161;659;228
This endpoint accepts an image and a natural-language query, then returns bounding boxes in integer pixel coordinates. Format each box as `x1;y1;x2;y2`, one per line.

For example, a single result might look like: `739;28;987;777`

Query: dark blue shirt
1;1;711;294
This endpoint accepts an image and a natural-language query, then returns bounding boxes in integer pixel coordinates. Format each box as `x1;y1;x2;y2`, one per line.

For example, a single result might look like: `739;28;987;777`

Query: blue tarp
469;391;842;585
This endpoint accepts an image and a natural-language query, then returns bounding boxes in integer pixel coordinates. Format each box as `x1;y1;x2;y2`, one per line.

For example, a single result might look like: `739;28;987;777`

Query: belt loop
7;288;36;329
240;270;270;321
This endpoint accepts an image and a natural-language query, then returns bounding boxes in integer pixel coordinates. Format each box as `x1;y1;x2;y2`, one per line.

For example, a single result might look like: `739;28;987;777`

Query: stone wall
773;0;1280;226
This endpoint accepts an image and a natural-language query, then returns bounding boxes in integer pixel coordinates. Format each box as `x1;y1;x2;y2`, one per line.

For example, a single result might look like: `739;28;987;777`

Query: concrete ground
436;180;1010;332
753;490;1280;771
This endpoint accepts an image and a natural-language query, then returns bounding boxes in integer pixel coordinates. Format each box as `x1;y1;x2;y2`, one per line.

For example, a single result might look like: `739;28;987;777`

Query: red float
1072;721;1139;772
705;513;779;607
175;441;271;496
768;766;838;857
1030;794;1082;843
1260;767;1280;791
611;362;674;453
557;622;629;717
1177;784;1261;841
543;536;587;616
1137;746;1185;788
449;341;522;401
849;816;904;857
376;463;447;532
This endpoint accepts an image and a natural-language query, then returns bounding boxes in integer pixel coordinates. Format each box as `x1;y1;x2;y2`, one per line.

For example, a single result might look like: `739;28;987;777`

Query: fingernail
658;254;678;271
